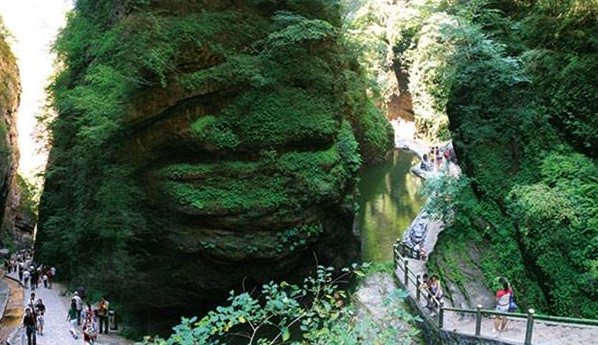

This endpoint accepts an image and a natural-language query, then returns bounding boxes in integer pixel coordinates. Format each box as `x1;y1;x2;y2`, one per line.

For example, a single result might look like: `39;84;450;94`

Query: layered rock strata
37;0;391;333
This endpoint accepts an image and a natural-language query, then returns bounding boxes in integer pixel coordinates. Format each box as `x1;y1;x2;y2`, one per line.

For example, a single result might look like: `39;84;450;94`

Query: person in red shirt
494;279;511;332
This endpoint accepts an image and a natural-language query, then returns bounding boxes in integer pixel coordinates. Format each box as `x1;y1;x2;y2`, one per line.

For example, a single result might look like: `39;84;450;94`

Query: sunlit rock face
0;33;22;246
35;0;394;333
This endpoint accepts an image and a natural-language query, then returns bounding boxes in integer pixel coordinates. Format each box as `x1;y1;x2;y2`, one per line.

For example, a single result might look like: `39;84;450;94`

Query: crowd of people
420;145;453;172
66;293;111;342
6;249;112;345
5;252;55;291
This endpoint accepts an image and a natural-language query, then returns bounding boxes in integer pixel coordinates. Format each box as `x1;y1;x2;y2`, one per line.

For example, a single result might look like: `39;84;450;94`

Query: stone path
441;310;598;345
5;271;132;345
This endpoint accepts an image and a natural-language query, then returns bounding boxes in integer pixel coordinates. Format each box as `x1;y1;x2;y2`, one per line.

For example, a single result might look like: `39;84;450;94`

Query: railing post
524;308;535;345
475;304;482;336
416;275;421;301
439;306;444;329
393;243;398;269
403;259;409;287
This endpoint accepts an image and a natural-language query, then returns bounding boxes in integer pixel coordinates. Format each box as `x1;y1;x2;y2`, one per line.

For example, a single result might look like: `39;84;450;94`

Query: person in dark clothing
30;269;39;290
35;299;46;336
23;307;37;345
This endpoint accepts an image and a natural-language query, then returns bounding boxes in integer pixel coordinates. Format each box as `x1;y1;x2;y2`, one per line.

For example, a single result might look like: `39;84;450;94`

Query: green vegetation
35;0;598;339
400;0;598;318
0;15;16;166
276;224;324;253
0;15;21;248
507;152;598;315
36;0;393;335
141;265;420;345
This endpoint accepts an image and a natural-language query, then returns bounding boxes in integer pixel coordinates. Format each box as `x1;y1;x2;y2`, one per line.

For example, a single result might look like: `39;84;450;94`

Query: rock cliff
37;0;392;333
0;26;23;247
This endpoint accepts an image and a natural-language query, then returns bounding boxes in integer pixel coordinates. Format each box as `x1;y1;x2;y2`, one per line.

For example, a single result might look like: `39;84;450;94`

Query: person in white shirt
73;291;84;325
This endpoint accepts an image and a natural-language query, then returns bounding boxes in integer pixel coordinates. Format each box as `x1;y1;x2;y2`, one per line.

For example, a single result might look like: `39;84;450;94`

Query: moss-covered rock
36;0;391;334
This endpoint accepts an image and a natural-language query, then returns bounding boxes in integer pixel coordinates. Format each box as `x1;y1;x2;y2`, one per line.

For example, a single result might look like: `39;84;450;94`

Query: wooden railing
393;244;598;345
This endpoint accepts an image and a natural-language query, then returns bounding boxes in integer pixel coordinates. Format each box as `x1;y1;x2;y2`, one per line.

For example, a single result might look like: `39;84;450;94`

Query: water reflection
356;150;424;262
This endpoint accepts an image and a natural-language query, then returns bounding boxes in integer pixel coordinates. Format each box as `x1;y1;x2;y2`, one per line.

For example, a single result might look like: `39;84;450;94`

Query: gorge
0;0;597;343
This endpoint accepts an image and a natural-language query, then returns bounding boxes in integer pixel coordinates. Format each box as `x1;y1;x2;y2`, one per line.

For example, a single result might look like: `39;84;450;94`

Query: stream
356;149;424;262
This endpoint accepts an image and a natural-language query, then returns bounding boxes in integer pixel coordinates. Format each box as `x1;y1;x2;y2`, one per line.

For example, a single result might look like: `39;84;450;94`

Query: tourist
30;269;39;291
27;292;37;314
419;273;432;308
23;269;30;289
82;302;96;324
494;279;511;332
66;299;79;339
82;315;98;345
23;307;37;345
499;277;517;311
413;242;427;260
76;285;86;300
35;299;45;336
429;275;443;316
73;291;83;325
97;296;110;334
420;154;431;171
443;147;451;164
41;272;49;288
49;267;56;289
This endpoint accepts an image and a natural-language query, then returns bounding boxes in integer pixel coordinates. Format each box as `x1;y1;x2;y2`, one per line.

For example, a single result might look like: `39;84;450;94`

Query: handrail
393;245;420;289
396;240;423;260
393;248;598;345
393;245;443;309
533;313;598;326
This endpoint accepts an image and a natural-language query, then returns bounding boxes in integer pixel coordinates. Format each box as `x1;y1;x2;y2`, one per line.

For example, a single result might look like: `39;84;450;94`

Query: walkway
5;271;132;345
394;134;598;345
396;255;598;345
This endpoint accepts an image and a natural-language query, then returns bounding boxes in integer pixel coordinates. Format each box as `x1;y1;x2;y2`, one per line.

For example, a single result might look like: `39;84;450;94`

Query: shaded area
356;149;424;262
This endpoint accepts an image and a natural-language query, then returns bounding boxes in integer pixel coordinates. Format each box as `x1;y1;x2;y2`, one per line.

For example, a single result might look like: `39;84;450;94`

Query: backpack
508;291;518;312
98;302;108;316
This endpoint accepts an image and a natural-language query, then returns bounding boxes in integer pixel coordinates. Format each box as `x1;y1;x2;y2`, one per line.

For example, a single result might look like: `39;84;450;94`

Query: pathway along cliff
391;130;598;344
2;269;132;345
